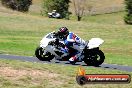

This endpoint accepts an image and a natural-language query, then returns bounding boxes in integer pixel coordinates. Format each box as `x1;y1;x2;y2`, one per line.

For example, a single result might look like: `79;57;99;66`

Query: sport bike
48;10;61;19
35;32;105;66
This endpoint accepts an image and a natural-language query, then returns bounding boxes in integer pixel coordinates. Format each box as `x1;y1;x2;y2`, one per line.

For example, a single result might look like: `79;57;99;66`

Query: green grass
0;11;132;66
0;59;131;88
82;12;125;24
0;1;131;88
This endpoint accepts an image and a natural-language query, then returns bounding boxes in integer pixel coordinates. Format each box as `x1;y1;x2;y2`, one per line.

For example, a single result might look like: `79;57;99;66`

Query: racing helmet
58;27;69;38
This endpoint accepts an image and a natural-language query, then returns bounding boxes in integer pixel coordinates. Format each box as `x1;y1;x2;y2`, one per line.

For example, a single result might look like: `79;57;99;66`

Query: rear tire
84;50;105;66
35;47;54;61
48;15;52;18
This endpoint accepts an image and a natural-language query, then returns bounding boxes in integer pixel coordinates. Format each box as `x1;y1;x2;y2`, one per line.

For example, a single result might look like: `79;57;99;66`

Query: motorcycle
35;32;105;66
48;10;61;19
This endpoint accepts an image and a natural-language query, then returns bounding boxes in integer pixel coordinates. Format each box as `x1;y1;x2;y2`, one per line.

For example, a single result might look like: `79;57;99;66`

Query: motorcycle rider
54;27;85;63
52;10;57;16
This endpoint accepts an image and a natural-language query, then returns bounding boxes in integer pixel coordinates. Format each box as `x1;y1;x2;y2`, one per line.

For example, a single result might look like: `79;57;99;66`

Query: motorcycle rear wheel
35;47;54;61
84;50;105;66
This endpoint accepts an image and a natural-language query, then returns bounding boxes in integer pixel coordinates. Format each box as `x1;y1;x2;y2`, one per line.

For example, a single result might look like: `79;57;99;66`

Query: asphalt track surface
0;54;132;72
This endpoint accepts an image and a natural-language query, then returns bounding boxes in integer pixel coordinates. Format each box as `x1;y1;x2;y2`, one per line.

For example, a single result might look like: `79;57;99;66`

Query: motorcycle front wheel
48;15;52;18
35;47;54;61
84;50;105;66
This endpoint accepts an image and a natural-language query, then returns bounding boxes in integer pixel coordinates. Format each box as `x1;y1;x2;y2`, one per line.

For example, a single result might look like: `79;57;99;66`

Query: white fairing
54;13;60;18
48;13;52;15
40;38;55;48
48;13;60;18
88;38;104;49
40;33;55;48
40;32;64;48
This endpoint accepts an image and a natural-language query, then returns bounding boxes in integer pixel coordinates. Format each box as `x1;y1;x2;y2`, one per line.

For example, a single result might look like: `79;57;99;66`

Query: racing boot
69;55;77;64
69;52;83;64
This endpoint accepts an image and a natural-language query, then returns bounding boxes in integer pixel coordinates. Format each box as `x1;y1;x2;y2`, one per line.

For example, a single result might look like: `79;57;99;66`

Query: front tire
48;15;52;18
35;47;54;61
84;50;105;66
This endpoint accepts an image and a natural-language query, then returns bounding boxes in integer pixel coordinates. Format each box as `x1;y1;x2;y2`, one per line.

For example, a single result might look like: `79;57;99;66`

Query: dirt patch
0;67;58;78
0;66;64;85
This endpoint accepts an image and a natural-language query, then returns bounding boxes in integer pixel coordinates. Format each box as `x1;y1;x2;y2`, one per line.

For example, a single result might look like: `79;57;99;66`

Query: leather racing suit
63;32;85;62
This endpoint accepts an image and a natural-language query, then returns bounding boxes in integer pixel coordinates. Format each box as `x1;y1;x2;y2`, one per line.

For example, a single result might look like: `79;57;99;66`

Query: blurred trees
72;0;86;21
42;0;71;19
124;0;132;24
1;0;32;12
72;0;93;21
